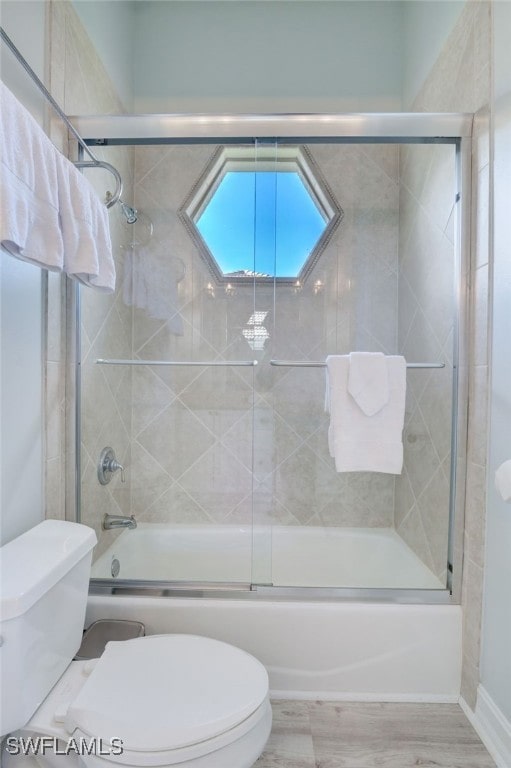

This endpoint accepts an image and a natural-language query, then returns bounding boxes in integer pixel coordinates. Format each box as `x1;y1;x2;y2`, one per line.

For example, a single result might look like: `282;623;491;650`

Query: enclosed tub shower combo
0;86;447;707
70;112;471;701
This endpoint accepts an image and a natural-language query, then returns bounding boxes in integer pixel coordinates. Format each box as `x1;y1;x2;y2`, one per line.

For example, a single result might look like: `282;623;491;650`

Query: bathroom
0;0;510;765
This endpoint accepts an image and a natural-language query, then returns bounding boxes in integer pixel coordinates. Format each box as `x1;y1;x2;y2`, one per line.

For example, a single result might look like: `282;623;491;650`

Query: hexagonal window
179;146;343;283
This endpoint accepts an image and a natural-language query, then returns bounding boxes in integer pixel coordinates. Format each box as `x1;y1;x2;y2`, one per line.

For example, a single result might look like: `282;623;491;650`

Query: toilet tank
0;520;97;737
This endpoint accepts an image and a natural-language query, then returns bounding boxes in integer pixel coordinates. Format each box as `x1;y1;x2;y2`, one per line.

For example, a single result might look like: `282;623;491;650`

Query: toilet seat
20;634;270;767
73;697;272;767
66;634;269;760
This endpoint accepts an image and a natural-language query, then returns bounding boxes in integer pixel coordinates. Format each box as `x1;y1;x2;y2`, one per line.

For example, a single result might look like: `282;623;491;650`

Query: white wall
68;0;469;114
132;1;403;113
0;2;46;545
401;0;465;108
480;0;511;725
72;0;135;111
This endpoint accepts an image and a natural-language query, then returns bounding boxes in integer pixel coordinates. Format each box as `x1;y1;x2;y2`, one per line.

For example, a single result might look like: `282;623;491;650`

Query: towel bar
96;359;444;369
270;360;446;369
96;359;258;367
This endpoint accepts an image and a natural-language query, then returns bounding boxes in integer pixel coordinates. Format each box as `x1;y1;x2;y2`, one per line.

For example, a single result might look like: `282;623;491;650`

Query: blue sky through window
196;171;327;277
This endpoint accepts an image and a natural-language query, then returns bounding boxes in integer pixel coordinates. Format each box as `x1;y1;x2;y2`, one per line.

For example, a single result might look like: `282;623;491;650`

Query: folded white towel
56;153;116;292
348;351;389;416
0;81;63;269
326;354;407;474
0;81;115;292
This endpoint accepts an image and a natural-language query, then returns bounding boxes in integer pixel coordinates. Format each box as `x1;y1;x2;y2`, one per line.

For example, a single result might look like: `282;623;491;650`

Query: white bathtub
87;523;461;702
91;524;444;590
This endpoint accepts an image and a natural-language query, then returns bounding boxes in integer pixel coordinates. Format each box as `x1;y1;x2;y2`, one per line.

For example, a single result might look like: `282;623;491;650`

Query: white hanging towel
0;81;64;269
347;351;389;416
325;354;407;474
0;80;115;291
56;153;116;292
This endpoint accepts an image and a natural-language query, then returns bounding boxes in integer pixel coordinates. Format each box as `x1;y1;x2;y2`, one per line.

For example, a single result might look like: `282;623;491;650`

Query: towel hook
0;27;123;210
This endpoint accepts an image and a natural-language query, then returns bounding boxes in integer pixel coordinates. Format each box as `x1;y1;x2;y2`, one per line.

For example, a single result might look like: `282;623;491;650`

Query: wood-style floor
256;701;496;768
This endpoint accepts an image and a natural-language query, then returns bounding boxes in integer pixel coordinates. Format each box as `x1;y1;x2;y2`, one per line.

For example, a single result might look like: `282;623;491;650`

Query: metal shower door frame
71;112;472;605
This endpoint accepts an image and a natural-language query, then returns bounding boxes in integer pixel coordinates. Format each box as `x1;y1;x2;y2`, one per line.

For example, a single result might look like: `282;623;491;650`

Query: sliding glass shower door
80;142;260;585
250;139;458;590
76;118;468;597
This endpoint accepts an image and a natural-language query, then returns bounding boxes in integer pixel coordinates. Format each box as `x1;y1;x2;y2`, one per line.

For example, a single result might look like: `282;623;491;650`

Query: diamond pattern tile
130;441;173;517
272;368;327;440
179;443;253;521
179;366;253;437
137;399;216;481
132;366;175;437
139;482;212;524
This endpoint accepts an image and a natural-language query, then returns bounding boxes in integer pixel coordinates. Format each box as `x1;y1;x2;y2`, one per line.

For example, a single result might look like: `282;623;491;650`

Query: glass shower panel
79;133;459;593
82;143;258;584
396;142;457;590
263;140;457;589
261;140;353;588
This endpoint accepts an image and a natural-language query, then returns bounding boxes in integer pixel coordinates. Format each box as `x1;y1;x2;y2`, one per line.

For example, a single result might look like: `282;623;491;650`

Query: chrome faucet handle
98;447;126;485
110;459;125;483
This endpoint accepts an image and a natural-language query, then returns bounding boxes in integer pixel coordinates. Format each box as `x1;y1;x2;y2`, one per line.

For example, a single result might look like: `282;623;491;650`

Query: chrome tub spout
102;513;137;530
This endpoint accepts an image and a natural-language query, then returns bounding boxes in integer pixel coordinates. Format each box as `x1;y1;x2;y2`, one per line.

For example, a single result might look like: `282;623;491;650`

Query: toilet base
3;695;272;768
85;700;272;768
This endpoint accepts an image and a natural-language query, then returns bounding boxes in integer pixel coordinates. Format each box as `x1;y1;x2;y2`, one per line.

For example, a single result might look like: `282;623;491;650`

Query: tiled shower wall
394;143;456;582
129;143;400;528
403;0;492;710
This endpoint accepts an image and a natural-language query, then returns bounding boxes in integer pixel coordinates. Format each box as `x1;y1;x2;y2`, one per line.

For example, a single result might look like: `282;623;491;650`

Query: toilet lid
65;634;269;752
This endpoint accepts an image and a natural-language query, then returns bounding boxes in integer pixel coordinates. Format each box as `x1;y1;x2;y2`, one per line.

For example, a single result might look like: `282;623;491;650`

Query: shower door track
74;112;473;606
88;580;452;604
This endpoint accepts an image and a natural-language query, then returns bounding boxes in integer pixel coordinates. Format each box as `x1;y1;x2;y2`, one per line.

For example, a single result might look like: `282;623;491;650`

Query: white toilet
0;520;272;767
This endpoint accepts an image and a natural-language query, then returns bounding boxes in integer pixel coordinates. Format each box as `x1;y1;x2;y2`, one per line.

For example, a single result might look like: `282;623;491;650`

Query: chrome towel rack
95;358;444;369
96;359;258;367
270;360;446;369
0;26;123;208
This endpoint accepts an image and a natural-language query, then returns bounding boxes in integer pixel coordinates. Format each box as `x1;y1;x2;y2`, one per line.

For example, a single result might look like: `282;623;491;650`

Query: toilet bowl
0;522;272;767
7;634;272;768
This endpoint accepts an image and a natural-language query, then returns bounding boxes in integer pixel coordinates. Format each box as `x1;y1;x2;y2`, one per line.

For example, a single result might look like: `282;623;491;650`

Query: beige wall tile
464;462;487;569
467;365;489;468
396;5;492;658
45;361;64;461
471;264;489;367
474;165;490;269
